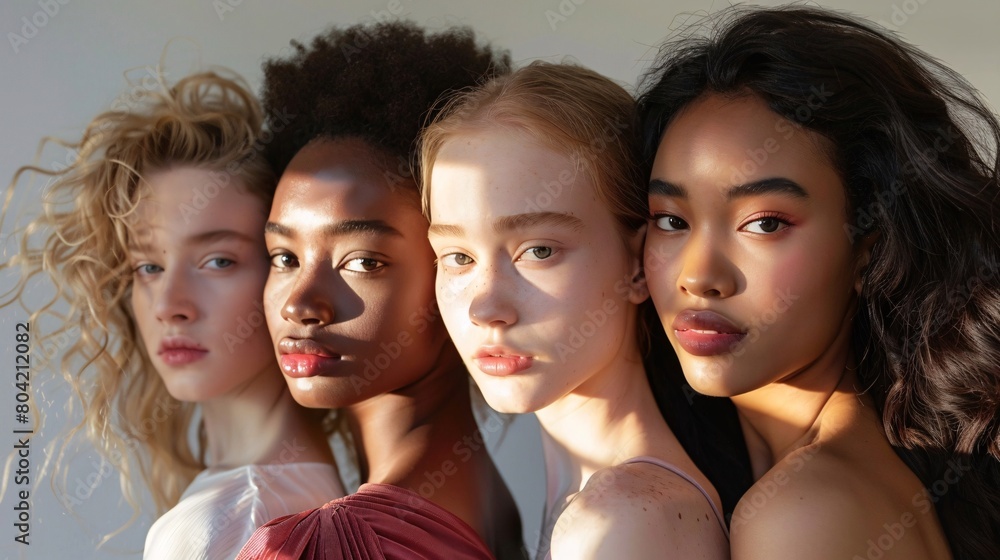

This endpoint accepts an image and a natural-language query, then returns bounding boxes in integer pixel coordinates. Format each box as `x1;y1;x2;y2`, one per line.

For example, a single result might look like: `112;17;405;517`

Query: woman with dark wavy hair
638;6;999;559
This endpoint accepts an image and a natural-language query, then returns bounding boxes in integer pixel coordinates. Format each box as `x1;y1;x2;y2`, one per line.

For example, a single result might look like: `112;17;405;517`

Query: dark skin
263;137;524;559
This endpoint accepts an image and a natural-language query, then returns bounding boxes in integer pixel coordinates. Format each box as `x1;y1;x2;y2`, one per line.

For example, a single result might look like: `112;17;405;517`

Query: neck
200;365;333;469
535;341;676;505
344;345;482;488
731;315;857;477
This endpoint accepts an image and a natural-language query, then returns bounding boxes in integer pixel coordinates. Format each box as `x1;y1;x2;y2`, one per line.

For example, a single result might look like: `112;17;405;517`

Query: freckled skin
429;127;730;560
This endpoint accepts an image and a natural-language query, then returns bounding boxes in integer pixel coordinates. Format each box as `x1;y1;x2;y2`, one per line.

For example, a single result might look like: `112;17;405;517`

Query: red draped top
235;482;495;560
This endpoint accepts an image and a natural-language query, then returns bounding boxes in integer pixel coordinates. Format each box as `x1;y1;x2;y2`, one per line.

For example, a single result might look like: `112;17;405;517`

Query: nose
154;266;198;323
676;231;738;299
279;262;336;326
467;261;518;328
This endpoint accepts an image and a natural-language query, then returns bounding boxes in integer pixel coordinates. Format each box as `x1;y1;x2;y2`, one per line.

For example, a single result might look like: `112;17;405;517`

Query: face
427;127;647;414
644;93;864;397
263;138;452;409
129;166;277;402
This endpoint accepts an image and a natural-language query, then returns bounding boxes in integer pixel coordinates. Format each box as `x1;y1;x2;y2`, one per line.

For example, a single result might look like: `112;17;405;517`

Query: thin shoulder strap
622;456;730;539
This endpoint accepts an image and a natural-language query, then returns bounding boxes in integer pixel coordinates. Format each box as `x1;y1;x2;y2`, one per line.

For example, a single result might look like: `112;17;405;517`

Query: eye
653;214;689;232
205;257;234;269
344;257;385;273
270;252;299;269
440;253;474;267
133;263;162;276
518;246;555;261
742;216;790;235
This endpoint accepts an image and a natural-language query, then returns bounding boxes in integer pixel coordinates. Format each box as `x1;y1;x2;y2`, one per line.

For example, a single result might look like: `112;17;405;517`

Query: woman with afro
236;21;526;560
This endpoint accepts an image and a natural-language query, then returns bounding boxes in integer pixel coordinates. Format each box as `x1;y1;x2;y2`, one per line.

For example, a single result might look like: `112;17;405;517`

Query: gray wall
1;0;997;558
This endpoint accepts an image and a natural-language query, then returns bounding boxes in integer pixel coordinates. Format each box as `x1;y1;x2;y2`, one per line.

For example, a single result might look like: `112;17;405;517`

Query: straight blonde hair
418;61;646;237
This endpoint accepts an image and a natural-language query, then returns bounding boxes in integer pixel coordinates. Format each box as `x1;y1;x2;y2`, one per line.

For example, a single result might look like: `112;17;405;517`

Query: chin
286;377;361;409
473;379;545;414
162;384;217;403
680;361;749;398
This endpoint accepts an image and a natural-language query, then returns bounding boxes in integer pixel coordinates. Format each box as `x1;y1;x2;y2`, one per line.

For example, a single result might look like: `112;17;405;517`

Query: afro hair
260;20;510;176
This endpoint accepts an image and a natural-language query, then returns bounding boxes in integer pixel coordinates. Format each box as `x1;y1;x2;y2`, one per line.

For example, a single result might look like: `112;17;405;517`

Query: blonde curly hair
1;68;276;532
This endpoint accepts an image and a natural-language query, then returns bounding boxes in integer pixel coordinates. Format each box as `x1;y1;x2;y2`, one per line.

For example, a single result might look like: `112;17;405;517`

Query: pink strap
622;455;730;539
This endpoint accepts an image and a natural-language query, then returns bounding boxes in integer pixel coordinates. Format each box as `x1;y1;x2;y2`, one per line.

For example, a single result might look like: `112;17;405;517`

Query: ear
853;231;879;295
625;222;650;304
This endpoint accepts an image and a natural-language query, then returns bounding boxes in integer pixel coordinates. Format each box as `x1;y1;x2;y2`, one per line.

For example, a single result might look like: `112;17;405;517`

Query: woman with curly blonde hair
2;68;344;559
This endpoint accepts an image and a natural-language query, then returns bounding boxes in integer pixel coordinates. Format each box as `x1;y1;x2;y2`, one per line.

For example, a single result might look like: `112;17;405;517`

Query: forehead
429;128;594;221
131;166;266;239
655;93;837;187
272;138;418;221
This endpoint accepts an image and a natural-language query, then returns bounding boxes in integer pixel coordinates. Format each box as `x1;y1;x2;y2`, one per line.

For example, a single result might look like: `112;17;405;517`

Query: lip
473;345;534;377
158;336;209;366
671;309;747;357
277;338;344;378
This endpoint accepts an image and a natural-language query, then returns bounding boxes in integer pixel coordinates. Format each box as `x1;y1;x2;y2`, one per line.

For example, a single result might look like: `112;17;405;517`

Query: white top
143;462;345;560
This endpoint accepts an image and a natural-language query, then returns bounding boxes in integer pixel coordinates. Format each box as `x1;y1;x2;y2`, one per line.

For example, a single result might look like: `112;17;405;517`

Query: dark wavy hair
637;6;1000;558
260;21;510;179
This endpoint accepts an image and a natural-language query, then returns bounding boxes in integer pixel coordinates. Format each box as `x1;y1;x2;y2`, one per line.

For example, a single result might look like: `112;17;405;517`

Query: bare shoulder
730;444;944;560
550;461;728;560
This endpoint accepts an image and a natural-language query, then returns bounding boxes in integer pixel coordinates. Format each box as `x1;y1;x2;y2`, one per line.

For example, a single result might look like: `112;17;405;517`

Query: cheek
217;274;271;343
361;266;442;348
435;273;474;333
744;239;855;353
643;239;681;303
129;284;153;336
263;273;289;333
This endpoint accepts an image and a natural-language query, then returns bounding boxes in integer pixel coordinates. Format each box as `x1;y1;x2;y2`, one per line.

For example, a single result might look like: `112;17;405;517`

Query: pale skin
644;93;952;559
427;127;729;559
262;138;523;559
128;166;334;470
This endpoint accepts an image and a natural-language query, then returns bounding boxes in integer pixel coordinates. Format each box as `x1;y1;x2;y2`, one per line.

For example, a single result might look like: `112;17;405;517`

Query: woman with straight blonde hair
421;61;749;559
1;68;344;559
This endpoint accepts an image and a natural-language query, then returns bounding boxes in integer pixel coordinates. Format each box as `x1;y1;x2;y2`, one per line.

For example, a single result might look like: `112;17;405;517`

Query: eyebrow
428;211;585;237
264;219;402;238
649;177;810;201
127;229;256;251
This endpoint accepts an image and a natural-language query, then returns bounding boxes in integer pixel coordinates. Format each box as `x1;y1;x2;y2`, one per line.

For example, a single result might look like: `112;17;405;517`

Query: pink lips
671;309;747;357
158;336;208;366
473;346;533;377
277;338;343;378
